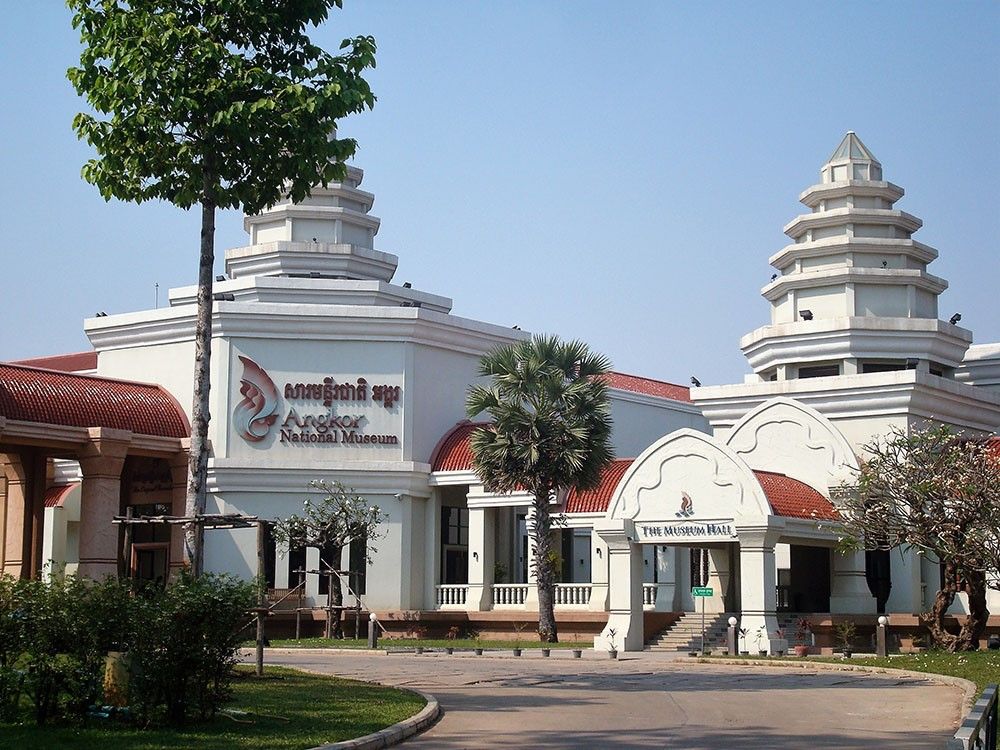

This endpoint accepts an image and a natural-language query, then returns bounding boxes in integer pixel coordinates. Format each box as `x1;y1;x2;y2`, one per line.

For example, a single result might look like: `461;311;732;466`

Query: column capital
735;520;784;549
594;518;635;549
79;427;131;479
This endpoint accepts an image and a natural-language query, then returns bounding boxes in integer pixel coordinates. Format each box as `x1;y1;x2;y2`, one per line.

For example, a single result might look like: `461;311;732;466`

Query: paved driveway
260;649;963;749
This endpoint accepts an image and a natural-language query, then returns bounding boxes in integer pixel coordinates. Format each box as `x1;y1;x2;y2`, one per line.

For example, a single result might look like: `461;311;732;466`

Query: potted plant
794;617;812;657
473;634;484;656
445;625;459;655
607;628;619;660
572;648;582;658
755;626;767;656
835;620;856;658
541;648;551;657
512;621;526;657
739;627;749;655
772;628;787;656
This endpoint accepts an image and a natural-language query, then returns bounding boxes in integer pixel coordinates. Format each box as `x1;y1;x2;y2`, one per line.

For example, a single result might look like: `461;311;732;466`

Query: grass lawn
812;651;1000;693
0;665;425;750
263;637;592;650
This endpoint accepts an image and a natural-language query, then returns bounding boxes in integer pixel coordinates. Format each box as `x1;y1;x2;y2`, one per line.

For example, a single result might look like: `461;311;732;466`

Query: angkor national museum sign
232;356;400;447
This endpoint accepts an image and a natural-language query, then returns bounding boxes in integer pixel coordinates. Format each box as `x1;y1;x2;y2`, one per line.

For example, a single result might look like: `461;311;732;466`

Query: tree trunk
920;560;988;652
183;167;217;575
331;545;344;639
532;484;559;643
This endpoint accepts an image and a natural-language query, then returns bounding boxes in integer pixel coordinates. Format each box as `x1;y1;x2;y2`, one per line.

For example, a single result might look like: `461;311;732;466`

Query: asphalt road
258;649;963;749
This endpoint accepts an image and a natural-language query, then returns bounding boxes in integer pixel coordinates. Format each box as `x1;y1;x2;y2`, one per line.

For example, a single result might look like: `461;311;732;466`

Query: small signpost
692;586;714;656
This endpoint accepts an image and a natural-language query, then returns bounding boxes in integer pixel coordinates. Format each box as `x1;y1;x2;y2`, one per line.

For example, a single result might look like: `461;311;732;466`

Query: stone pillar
830;548;877;614
737;523;782;654
655;545;679;611
77;428;130;580
168;447;189;578
886;548;922;613
424;488;442;609
706;546;730;614
594;519;643;652
588;530;609;611
466;506;495;611
1;453;29;578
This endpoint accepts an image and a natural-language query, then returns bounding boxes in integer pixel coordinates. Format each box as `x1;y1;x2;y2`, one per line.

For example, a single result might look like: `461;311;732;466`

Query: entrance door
132;543;168;587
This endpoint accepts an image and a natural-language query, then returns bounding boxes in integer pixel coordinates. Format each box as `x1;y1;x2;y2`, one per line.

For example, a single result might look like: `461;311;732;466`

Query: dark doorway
789;545;831;612
865;549;892;613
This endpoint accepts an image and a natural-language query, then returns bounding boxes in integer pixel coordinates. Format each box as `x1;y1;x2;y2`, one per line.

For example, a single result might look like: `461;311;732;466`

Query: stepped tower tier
741;132;971;382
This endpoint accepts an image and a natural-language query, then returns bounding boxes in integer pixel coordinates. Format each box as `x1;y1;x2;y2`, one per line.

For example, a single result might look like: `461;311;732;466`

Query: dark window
689;548;709;587
443;549;468;584
861;362;905;374
263;523;276;589
798;364;840;379
318;544;340;595
349;536;367;595
287;546;307;588
130;503;170;544
441;506;469;545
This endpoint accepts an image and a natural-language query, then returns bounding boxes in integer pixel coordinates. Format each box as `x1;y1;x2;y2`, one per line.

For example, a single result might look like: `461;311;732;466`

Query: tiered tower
741;132;972;382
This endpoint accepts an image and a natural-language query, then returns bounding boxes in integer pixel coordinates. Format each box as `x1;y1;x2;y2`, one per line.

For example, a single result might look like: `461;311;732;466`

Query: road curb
697;657;978;717
309;687;440;750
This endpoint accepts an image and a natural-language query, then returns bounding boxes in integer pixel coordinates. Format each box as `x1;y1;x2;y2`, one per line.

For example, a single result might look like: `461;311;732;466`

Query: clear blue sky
2;2;997;385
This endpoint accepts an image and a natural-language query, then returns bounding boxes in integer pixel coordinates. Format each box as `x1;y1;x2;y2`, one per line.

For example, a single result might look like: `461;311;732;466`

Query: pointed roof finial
828;131;879;165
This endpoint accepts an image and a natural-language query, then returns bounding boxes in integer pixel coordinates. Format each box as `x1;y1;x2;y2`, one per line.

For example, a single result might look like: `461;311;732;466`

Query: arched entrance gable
725;397;859;494
606;428;771;528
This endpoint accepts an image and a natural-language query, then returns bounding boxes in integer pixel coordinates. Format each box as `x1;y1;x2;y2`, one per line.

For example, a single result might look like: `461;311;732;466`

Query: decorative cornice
783;207;922;240
205;458;432;496
692;372;1000;435
761;267;947;302
797;180;904;208
768;237;938;271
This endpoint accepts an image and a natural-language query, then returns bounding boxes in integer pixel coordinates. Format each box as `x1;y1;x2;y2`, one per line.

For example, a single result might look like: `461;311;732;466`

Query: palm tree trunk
532;484;559;643
184;165;216;575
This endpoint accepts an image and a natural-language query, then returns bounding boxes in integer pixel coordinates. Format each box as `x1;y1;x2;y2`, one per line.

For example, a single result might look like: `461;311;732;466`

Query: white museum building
2;132;999;653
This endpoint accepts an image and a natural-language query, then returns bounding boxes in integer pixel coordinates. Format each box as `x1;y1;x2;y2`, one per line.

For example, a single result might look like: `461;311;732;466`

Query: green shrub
128;573;255;725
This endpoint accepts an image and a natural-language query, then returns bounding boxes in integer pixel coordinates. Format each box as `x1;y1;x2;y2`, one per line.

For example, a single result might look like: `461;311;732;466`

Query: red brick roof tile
430;422;490;472
0;364;189;438
9;351;98;372
564;459;635;513
753;470;839;521
603;372;691;402
44;483;78;508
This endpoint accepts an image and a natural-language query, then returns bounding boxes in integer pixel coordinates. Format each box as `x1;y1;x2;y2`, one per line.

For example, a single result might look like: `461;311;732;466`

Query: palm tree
466;334;614;642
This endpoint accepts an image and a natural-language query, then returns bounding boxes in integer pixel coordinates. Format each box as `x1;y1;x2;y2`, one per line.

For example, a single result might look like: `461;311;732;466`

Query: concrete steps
646;612;733;652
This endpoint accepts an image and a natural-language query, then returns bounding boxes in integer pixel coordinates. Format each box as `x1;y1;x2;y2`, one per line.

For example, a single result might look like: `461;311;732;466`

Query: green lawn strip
0;665;425;750
810;651;1000;694
262;637;591;650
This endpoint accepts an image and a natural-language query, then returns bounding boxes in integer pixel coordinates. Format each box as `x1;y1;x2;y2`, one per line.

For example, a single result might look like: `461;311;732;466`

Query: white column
594;519;643;652
589;530;609;611
706;546;730;614
466;506;495;611
737;523;782;654
424;489;442;609
886;548;921;613
655;545;679;611
830;548;877;614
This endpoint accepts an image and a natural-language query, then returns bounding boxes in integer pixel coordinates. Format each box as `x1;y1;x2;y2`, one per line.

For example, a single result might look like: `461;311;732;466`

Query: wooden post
255;520;266;677
354;572;362;641
295;567;303;641
122;506;134;581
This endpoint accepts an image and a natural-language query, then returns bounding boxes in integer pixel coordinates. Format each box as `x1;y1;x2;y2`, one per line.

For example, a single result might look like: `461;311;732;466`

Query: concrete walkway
261;649;963;749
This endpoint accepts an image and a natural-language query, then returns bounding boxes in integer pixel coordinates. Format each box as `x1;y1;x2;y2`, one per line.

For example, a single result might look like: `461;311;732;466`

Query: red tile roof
430;421;490;472
603;372;691;402
9;351;98;372
753;470;839;521
564;459;634;513
44;483;78;508
0;364;189;438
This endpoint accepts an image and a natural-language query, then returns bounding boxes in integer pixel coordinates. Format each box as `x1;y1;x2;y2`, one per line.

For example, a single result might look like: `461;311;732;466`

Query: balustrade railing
643;583;658;606
950;684;998;750
492;583;529;606
435;584;468;607
554;583;592;606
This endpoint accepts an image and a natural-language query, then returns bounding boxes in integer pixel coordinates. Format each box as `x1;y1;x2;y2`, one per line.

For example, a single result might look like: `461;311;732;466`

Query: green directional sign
691;587;714;597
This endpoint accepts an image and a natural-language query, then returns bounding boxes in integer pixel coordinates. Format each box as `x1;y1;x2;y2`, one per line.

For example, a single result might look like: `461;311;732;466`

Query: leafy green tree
466;335;614;642
836;425;1000;652
67;0;376;573
272;480;386;639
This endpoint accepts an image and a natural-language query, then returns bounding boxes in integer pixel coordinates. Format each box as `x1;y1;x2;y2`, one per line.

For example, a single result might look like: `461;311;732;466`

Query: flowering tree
272;481;385;639
835;426;1000;652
